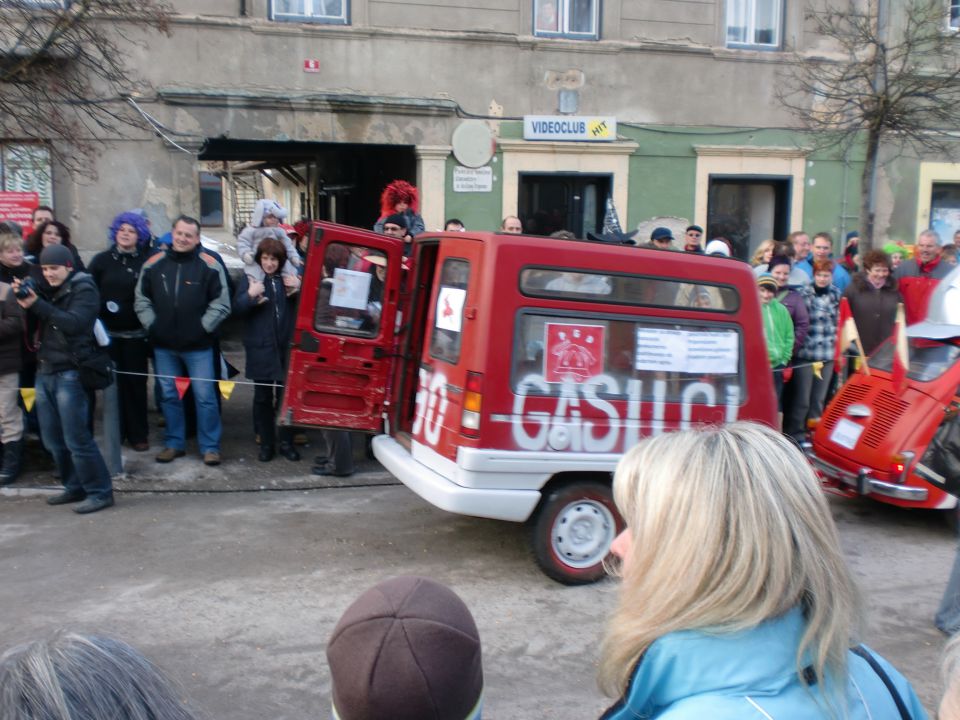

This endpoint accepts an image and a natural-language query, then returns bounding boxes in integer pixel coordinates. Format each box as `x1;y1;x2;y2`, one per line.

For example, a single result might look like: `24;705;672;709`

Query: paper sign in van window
331;268;372;310
436;287;466;332
635;327;738;375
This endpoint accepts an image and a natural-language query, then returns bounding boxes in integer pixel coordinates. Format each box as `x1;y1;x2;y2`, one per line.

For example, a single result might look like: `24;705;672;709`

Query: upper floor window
534;0;599;40
951;0;960;30
726;0;782;49
270;0;348;25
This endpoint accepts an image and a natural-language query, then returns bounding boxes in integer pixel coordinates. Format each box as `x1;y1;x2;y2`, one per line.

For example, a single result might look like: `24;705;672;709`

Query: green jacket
761;300;794;368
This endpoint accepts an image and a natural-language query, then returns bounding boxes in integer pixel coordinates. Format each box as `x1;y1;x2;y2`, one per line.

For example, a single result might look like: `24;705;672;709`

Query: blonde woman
599;423;927;719
942;634;960;719
751;239;777;268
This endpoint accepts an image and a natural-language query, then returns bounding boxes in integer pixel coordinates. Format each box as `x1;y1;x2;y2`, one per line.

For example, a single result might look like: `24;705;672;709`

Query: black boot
0;440;23;486
258;445;275;462
278;443;300;462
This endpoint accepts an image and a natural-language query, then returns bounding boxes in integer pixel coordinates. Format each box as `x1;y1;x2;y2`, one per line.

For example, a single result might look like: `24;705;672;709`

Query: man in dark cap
683;225;704;253
649;227;675;250
13;244;114;513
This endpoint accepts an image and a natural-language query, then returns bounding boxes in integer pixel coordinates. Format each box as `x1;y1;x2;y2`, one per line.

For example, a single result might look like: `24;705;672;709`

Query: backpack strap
851;645;911;720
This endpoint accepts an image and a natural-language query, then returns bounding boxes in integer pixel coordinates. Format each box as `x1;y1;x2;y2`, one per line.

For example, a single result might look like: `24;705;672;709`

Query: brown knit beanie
327;576;483;720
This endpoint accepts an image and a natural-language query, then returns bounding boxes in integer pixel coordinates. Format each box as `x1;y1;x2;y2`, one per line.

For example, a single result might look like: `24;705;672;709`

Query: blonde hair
598;422;860;699
751;239;776;267
0;232;22;254
942;634;960;716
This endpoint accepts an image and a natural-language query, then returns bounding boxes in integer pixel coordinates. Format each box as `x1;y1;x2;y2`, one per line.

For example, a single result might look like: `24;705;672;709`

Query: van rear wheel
531;481;622;585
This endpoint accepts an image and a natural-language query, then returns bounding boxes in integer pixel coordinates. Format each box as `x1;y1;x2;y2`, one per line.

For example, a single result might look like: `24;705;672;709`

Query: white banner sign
635;327;738;375
453;166;493;192
523;115;617;142
330;268;372;310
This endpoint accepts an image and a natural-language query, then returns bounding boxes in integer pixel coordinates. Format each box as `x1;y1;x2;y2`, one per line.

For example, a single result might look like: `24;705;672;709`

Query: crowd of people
1;423;955;718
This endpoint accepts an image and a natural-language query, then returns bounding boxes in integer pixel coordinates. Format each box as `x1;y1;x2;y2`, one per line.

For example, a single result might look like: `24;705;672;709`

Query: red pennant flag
835;297;858;369
891;303;909;392
175;376;191;399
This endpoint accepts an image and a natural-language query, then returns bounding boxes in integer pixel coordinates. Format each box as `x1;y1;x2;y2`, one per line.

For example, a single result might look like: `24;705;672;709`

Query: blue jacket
600;607;928;720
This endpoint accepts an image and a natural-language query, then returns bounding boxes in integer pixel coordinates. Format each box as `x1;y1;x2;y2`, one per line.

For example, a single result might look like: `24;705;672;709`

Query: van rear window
512;312;744;404
429;258;470;364
313;242;387;338
520;268;739;312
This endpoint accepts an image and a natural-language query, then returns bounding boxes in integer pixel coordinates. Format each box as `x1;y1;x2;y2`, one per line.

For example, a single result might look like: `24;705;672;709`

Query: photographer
13;244;114;514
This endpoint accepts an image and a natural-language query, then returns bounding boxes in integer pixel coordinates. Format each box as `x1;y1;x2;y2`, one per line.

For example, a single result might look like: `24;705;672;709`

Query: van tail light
890;451;915;483
461;371;483;437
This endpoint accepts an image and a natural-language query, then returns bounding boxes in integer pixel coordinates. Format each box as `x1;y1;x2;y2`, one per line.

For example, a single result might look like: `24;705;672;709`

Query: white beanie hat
251;199;287;227
705;239;731;257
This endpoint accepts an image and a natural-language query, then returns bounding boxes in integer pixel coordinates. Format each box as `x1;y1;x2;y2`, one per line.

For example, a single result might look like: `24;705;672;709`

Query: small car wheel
531;481;623;586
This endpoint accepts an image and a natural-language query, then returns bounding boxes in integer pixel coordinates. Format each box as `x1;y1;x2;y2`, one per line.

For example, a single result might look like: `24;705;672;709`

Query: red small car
807;267;960;511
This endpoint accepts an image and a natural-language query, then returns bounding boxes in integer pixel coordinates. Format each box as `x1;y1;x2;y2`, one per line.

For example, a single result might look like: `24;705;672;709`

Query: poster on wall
544;322;605;382
0;191;38;228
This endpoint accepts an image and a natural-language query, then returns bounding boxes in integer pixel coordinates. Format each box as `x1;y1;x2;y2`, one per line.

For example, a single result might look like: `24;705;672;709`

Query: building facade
2;0;957;255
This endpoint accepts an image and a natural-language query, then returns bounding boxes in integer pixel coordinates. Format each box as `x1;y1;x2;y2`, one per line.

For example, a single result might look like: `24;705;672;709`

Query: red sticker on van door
544;323;605;383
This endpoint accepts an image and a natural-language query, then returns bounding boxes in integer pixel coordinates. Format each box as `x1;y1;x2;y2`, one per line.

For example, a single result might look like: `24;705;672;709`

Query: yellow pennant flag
218;380;236;400
812;361;823;380
20;388;35;413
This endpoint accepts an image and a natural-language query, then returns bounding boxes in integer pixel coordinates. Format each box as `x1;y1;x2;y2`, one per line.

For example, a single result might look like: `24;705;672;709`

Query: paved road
0;477;955;719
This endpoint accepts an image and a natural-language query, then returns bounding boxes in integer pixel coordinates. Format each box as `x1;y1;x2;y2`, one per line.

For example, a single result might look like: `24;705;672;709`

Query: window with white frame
270;0;348;25
534;0;598;40
726;0;782;49
951;0;960;30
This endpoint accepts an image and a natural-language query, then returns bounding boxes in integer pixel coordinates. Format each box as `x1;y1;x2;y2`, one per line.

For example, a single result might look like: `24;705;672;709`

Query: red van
281;222;777;583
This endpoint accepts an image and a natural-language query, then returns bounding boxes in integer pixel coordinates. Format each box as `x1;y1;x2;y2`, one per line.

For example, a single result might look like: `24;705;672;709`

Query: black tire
531;481;623;585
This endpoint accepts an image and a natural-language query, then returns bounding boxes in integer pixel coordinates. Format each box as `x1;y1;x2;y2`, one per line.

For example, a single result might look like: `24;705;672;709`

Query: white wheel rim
550;499;616;569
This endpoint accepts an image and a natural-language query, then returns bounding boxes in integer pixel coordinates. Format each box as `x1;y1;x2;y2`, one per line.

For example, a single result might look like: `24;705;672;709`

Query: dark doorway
199;139;416;230
518;173;611;238
707;177;790;261
930;182;960;244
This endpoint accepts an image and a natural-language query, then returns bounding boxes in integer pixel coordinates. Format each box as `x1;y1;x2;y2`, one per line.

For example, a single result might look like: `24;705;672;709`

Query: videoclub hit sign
523;115;616;142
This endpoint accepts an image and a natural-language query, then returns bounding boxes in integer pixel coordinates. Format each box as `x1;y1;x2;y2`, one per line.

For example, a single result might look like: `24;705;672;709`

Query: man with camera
13;244;114;514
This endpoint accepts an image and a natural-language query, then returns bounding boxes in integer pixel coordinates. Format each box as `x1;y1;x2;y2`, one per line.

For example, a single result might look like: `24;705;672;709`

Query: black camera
14;277;36;299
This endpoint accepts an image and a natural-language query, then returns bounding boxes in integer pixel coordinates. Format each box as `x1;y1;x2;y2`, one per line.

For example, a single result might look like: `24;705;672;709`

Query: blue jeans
154;347;221;454
937;542;960;633
36;370;112;500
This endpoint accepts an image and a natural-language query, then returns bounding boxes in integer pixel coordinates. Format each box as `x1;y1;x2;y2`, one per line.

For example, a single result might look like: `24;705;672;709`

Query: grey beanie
39;244;74;268
327;576;483;720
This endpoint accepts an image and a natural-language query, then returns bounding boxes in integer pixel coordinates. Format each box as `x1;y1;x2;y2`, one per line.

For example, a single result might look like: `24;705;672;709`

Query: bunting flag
218;380;236;400
891;303;910;392
174;376;191;400
20;388;35;412
812;361;823;380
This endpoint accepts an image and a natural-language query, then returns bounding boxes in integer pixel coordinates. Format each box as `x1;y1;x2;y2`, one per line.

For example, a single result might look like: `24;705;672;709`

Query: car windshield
871;337;960;383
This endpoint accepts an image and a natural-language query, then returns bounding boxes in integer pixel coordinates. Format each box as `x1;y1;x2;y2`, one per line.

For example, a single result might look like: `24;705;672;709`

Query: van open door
279;222;404;432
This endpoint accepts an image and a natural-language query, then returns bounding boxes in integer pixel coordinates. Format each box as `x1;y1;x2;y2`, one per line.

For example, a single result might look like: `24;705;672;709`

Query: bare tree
778;0;960;249
0;0;172;179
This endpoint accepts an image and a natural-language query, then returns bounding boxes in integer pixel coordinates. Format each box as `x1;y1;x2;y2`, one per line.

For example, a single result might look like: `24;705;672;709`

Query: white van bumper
372;435;542;522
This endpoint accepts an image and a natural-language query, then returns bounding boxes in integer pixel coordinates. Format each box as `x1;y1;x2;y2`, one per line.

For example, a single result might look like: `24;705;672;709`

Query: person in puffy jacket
134;215;231;467
14;244;114;514
232;237;300;463
599;423;927;720
758;273;793;409
236;199;300;283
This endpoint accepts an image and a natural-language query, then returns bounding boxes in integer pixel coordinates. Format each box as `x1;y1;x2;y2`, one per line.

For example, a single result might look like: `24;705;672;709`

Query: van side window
313;242;387;338
512;312;744;404
520;268;739;312
429;258;470;364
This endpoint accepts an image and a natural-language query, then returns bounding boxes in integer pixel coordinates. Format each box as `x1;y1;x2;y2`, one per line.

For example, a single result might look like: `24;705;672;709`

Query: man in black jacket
14;244;114;513
134;215;230;466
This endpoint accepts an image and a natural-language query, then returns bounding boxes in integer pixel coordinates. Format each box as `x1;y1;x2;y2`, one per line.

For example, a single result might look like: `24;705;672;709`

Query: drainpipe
240;0;248;17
